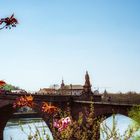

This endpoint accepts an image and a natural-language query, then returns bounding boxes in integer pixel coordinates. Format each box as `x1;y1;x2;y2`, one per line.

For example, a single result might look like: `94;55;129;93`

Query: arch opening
4;117;53;140
3;105;53;140
100;114;140;140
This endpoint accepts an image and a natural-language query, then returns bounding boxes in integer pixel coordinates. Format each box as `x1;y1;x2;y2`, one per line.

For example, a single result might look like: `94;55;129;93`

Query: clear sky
0;0;140;92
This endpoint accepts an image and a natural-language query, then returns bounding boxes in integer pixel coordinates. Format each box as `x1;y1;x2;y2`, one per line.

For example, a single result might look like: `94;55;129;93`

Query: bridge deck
73;100;135;106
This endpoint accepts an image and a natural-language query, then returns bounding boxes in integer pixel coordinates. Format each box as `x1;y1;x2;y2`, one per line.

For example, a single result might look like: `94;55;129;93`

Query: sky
0;0;140;92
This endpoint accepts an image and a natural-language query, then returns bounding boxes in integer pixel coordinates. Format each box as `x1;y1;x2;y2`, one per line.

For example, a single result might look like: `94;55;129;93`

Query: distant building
93;90;99;94
38;88;56;95
38;71;94;96
11;89;27;94
58;81;83;95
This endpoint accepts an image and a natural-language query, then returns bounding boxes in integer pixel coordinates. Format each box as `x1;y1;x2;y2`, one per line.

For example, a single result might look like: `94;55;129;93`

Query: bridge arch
4;117;53;140
0;103;53;140
100;113;136;139
99;112;129;120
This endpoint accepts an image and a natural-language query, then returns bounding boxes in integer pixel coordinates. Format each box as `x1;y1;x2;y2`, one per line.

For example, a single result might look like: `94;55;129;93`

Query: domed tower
83;71;92;93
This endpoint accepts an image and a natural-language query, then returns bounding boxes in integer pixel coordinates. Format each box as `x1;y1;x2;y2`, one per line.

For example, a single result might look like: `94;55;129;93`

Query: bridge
0;92;137;140
0;72;139;140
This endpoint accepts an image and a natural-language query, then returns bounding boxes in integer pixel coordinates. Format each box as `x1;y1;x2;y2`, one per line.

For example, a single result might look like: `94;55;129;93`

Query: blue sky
0;0;140;92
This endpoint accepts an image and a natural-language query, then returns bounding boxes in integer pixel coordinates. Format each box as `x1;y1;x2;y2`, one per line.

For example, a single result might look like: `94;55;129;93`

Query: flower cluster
0;80;6;88
0;14;18;29
13;95;34;108
0;80;6;86
53;117;71;132
41;102;58;114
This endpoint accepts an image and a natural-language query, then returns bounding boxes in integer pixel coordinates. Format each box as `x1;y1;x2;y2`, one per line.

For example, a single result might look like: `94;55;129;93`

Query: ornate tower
61;79;65;89
83;71;92;93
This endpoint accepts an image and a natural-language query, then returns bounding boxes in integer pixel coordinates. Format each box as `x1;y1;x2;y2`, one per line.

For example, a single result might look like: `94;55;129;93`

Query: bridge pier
0;105;14;140
0;134;3;140
0;116;9;140
70;102;101;139
0;125;5;140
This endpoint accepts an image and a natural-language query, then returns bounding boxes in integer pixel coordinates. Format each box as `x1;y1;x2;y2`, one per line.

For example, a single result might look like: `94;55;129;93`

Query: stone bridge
0;92;137;140
0;71;139;139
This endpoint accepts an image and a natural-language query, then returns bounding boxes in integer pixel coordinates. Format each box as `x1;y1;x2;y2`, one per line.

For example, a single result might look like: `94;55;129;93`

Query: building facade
38;71;94;96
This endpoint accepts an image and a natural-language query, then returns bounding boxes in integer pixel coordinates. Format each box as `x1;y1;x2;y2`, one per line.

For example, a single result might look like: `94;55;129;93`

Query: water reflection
4;118;53;140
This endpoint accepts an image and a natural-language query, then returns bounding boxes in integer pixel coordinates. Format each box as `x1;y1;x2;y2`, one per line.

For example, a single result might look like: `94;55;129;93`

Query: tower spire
61;78;65;89
83;71;91;93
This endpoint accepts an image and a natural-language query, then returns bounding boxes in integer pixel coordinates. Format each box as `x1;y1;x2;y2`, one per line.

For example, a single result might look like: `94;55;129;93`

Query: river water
4;115;139;140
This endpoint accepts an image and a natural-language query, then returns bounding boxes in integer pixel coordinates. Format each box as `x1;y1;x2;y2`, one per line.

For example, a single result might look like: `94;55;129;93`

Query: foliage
19;120;51;140
100;114;119;140
1;84;17;91
51;104;140;140
50;103;102;140
128;105;140;139
100;105;140;140
13;96;140;140
129;105;140;125
0;80;19;91
100;114;140;140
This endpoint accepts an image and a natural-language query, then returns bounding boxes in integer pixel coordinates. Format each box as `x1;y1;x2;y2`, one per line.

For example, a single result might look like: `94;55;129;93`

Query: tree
1;84;17;91
128;105;140;139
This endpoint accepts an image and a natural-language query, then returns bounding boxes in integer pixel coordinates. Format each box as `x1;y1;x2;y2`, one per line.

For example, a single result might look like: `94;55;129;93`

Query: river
4;115;139;140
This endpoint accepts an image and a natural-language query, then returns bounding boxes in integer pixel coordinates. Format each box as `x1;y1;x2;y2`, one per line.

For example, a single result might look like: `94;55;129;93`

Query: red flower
0;14;18;29
41;102;58;114
0;80;6;87
13;95;34;109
